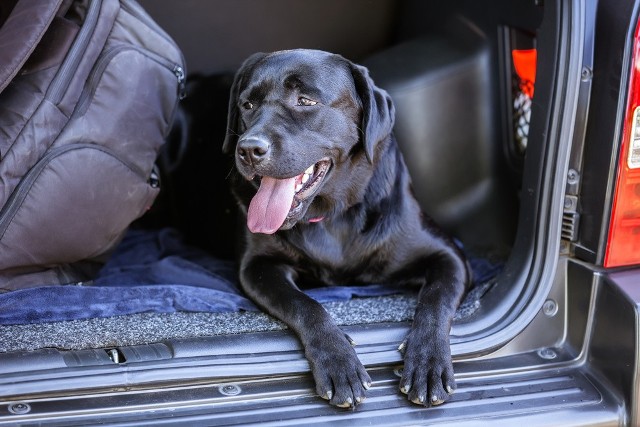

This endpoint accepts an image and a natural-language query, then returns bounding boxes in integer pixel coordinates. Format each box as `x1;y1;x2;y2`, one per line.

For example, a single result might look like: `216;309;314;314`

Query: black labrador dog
223;49;470;409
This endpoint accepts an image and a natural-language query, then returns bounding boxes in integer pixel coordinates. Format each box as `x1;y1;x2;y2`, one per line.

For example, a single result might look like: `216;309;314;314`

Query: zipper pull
173;65;186;100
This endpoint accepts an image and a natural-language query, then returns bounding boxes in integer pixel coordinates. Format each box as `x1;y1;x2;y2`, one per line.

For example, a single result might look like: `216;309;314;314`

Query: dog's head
223;49;395;234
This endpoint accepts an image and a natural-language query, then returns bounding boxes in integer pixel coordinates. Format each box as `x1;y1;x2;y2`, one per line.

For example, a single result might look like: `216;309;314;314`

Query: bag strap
0;0;64;94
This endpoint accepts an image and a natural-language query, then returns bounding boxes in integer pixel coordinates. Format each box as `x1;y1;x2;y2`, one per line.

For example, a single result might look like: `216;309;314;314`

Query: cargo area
0;0;542;350
0;0;564;372
1;0;634;425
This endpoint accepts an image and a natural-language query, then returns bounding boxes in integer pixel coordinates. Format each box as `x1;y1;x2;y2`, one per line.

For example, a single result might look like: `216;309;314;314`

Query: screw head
8;402;31;415
537;348;558;360
567;169;580;185
543;299;558;317
219;384;241;396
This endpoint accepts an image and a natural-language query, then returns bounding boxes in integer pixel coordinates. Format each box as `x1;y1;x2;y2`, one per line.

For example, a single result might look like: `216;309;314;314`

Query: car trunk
0;0;631;425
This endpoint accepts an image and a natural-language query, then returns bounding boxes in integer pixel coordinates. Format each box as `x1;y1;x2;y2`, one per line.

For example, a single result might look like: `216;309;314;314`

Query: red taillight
604;19;640;267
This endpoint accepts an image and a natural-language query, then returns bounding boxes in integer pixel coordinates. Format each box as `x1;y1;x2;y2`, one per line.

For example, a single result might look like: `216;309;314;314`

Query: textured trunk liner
0;279;494;353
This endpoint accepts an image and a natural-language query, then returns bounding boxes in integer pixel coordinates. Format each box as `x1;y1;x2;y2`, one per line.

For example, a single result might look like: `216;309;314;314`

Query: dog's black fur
223;49;470;408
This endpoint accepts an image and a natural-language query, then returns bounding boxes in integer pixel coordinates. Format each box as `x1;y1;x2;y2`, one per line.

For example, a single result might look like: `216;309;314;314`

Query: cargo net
512;49;537;153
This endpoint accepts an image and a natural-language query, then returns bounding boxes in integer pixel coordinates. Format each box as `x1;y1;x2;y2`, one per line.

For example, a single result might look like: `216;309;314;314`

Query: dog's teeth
302;173;310;184
295;183;303;193
305;164;315;175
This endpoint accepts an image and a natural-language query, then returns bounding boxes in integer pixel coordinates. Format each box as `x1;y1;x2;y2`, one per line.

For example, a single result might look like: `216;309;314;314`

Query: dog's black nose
237;137;270;165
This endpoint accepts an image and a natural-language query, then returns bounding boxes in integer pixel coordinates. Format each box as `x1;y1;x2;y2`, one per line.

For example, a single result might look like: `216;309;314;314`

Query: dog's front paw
398;330;455;406
305;331;372;408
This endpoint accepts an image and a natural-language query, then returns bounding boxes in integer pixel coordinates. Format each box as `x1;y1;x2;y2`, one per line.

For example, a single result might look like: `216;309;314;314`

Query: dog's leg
398;252;468;406
240;256;372;408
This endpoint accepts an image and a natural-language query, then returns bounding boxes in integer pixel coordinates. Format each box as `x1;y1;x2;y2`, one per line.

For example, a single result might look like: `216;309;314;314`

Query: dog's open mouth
247;159;331;234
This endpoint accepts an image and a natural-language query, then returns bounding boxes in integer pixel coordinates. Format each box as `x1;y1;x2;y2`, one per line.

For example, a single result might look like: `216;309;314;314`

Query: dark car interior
0;0;561;355
0;0;552;335
135;0;544;317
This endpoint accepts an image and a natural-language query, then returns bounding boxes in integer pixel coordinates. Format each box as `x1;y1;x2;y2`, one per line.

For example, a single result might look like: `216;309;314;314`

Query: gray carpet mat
0;281;494;353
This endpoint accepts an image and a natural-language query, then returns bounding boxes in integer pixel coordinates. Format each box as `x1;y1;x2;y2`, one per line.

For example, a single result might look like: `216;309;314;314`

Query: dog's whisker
225;126;241;135
224;166;235;180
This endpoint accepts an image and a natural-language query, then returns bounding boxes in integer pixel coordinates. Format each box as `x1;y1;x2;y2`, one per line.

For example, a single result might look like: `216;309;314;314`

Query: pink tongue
247;176;296;234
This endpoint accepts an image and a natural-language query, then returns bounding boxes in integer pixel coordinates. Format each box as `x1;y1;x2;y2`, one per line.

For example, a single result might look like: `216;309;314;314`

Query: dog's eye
242;101;254;110
297;97;317;107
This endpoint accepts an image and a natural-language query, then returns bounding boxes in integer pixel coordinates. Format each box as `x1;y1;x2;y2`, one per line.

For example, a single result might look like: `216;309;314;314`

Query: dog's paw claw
334;397;353;408
411;395;426;405
431;395;444;405
321;390;333;400
345;333;357;346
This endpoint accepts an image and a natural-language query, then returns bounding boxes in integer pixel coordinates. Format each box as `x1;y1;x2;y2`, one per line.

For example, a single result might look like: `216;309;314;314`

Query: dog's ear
349;62;395;164
222;52;268;154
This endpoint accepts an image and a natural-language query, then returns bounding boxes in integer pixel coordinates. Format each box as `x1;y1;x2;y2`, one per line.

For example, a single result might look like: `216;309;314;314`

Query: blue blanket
0;228;503;326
